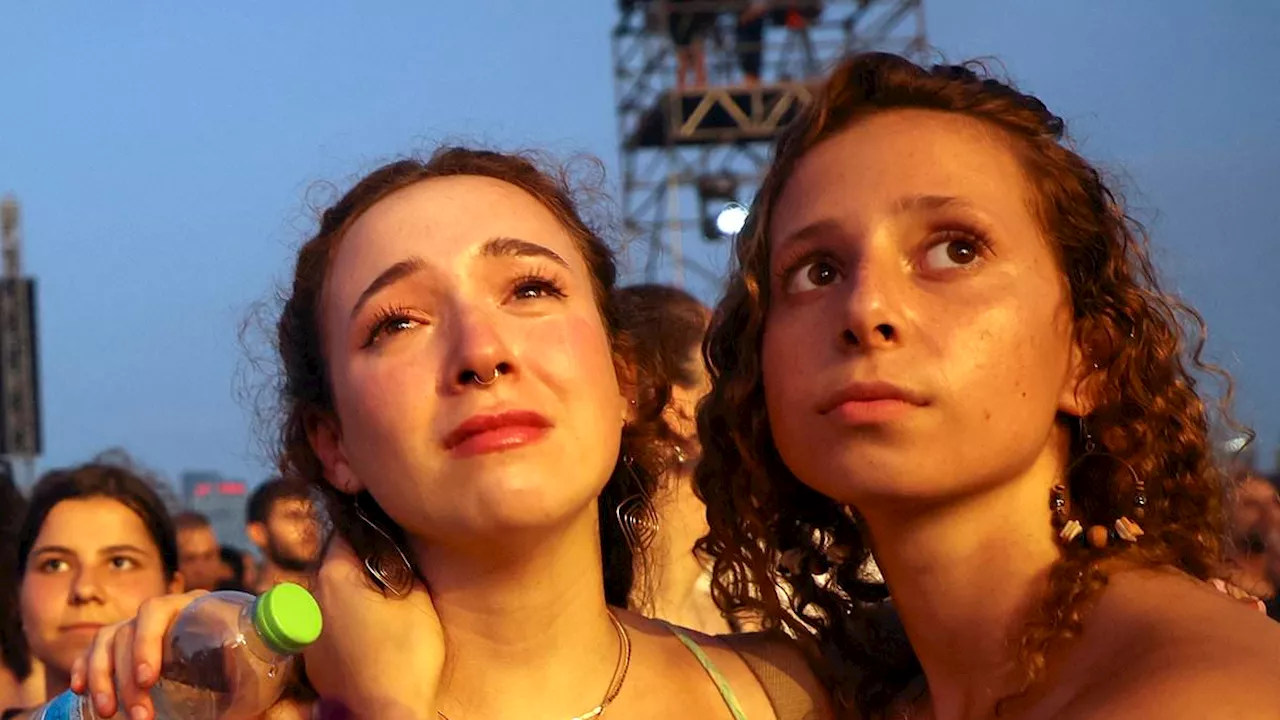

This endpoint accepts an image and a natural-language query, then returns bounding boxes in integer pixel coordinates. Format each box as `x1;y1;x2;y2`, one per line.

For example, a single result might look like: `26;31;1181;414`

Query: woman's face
313;176;628;544
20;498;176;676
761;109;1089;508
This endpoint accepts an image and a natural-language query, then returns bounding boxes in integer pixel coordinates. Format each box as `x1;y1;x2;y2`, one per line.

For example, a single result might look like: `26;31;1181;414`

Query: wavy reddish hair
695;52;1236;715
274;147;670;608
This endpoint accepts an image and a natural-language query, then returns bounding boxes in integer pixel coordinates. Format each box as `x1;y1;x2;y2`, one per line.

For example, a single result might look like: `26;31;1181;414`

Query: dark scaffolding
612;0;927;295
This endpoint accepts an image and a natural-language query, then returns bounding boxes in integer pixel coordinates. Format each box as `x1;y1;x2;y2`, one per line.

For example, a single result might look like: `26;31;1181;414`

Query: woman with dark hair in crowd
0;464;42;715
75;148;831;720
4;459;182;720
696;51;1280;718
614;283;744;635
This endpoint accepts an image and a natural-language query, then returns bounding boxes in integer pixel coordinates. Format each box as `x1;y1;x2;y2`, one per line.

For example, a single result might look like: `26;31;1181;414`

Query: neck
860;448;1066;720
255;560;312;593
413;504;623;719
43;667;68;701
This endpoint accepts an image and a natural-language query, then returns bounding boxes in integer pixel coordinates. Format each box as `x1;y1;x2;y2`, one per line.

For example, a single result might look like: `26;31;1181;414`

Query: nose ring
471;368;501;387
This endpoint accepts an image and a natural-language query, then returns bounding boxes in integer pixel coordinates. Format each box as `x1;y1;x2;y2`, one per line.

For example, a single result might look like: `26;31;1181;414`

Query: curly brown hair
274;147;671;607
695;52;1234;716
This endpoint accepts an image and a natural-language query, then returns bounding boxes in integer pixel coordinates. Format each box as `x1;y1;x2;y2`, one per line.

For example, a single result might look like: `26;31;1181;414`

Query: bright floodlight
715;203;749;236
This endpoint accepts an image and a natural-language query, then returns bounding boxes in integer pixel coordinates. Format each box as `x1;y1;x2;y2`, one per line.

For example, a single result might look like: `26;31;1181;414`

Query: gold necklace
437;610;632;720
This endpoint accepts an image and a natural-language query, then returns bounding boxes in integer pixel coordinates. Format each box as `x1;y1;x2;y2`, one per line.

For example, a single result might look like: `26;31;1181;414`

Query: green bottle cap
252;582;322;655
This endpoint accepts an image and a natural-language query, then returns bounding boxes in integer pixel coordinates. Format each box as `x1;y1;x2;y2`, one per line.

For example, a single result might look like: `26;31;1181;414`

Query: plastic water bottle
37;582;323;720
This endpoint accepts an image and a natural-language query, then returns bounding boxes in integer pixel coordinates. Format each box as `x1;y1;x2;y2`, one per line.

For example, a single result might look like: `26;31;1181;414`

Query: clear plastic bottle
37;582;323;720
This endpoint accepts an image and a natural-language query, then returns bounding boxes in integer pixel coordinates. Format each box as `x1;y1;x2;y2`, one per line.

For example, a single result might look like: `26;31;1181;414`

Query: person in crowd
0;465;42;716
1224;471;1280;618
71;147;832;720
4;459;182;720
696;51;1280;718
214;545;249;592
173;511;221;592
736;3;769;87
245;479;322;592
667;0;717;90
614;283;750;635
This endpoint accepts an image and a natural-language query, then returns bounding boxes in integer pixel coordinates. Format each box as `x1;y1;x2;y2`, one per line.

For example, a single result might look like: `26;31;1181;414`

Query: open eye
922;233;986;271
509;270;566;302
364;308;424;348
107;556;139;571
785;259;843;294
38;558;70;573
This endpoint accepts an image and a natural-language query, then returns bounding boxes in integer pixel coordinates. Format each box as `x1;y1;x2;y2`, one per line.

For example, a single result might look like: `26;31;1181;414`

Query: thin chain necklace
436;610;632;720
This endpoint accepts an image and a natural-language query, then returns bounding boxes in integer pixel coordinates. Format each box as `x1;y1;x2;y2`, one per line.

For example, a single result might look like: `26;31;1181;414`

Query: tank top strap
666;624;750;720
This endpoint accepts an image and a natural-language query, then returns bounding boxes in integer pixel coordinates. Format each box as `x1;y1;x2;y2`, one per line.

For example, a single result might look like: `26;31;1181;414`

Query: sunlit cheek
20;579;66;638
531;314;619;394
341;353;437;437
100;574;168;619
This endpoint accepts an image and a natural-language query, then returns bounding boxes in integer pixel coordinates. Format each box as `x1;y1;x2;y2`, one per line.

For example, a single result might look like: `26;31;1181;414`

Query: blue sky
1;1;1277;487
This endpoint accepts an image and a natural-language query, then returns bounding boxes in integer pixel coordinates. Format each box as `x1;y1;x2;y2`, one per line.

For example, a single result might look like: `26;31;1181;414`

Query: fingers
133;592;206;689
111;623;139;715
80;590;207;720
114;622;156;720
86;621;123;718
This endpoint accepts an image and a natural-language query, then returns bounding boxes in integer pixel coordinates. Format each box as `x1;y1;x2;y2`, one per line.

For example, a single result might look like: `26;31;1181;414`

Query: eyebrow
99;544;149;557
349;237;570;321
28;544;149;558
776;195;978;252
891;194;974;213
479;236;570;269
350;256;429;321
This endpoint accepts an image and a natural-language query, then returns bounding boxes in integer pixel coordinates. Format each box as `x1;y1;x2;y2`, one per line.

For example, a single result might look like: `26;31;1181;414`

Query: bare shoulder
1059;568;1280;718
706;630;838;720
616;611;781;719
618;609;836;720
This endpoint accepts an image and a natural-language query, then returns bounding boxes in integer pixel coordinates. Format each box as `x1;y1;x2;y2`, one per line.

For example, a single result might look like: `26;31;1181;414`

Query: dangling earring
616;454;659;553
1054;418;1146;549
354;496;414;597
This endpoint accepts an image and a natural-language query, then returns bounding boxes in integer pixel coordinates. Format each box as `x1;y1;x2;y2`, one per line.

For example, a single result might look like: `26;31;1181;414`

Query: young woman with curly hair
697;51;1280;719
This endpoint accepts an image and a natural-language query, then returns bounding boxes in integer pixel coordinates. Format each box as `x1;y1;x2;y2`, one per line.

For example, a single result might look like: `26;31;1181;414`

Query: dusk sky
1;0;1276;488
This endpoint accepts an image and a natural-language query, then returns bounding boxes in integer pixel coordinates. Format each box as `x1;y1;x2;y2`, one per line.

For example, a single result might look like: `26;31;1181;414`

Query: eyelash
774;226;995;282
361;269;568;348
363;304;417;348
509;267;567;302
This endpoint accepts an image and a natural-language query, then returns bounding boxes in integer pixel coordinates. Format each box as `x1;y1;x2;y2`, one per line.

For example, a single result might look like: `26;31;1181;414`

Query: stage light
697;173;742;241
715;202;749;236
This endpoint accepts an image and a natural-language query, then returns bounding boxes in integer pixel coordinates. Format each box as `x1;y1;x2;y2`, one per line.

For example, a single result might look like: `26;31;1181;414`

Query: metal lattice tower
0;196;41;487
612;0;927;296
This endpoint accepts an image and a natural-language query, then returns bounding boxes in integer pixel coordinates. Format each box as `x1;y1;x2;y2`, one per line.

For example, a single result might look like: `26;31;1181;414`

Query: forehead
269;496;312;516
36;498;155;552
771;109;1034;244
178;525;216;541
327;175;587;298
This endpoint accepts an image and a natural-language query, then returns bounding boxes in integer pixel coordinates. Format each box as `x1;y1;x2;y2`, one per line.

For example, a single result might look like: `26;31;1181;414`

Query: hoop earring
615;454;659;554
354;497;414;597
1055;419;1147;549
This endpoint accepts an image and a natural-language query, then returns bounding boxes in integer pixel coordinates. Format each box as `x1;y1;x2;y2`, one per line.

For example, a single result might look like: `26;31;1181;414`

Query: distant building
181;470;251;552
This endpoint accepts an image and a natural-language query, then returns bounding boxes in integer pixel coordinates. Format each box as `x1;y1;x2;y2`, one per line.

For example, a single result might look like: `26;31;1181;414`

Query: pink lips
818;381;926;425
443;410;553;457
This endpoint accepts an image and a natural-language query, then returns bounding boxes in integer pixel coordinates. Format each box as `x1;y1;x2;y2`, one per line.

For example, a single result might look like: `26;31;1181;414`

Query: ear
612;355;640;425
306;410;363;495
246;521;269;551
1059;334;1100;419
168;571;186;595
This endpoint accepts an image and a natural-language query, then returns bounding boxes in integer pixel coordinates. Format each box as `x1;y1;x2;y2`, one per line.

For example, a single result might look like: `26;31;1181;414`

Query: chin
787;444;965;506
451;465;602;533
